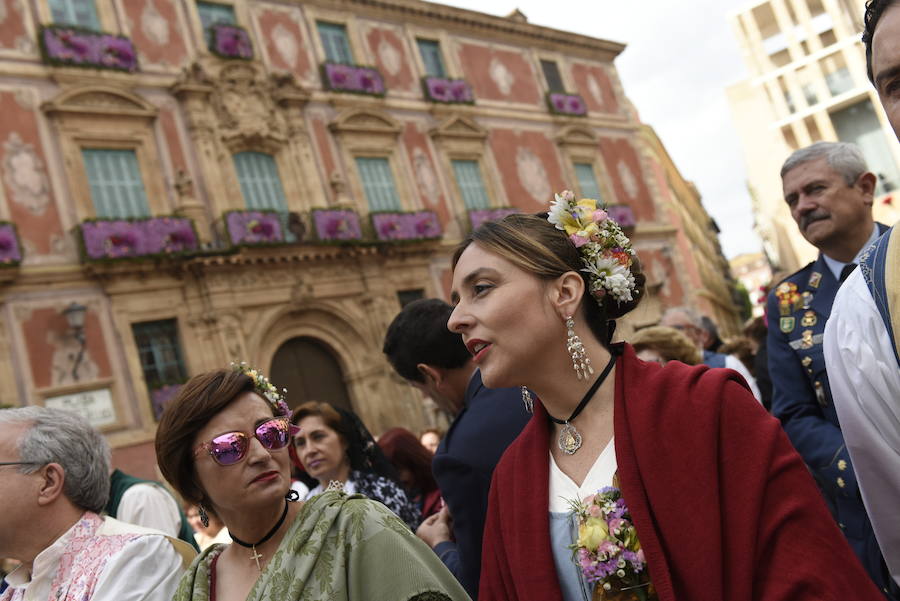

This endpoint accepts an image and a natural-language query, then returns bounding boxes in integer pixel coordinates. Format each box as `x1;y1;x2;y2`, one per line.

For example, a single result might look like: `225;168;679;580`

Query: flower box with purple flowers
150;383;183;421
39;25;138;72
371;211;442;242
321;63;385;97
210;24;253;60
606;205;637;231
0;222;23;267
78;217;199;262
311;209;363;242
468;207;519;230
547;92;588;117
225;210;285;247
423;77;474;104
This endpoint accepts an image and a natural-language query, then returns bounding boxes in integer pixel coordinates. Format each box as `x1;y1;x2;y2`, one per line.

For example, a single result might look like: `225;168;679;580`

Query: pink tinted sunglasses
196;416;299;466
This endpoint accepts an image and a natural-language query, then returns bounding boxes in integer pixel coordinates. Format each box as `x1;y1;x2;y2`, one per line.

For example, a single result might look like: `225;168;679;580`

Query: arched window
233;151;288;211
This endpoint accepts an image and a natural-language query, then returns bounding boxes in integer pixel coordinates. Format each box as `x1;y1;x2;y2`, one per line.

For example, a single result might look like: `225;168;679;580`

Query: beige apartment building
0;0;740;479
727;0;900;273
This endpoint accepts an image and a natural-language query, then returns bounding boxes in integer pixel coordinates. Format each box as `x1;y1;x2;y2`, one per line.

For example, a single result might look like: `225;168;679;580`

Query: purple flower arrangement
468;207;519;230
0;222;22;267
210;24;253;60
79;217;198;262
423;77;474;104
322;63;385;96
225;210;285;246
150;384;183;421
371;211;442;242
39;25;138;72
312;209;363;242
607;205;637;231
547;92;588;117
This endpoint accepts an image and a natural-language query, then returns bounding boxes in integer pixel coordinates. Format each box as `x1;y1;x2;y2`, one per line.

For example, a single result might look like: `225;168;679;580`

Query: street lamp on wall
62;302;87;382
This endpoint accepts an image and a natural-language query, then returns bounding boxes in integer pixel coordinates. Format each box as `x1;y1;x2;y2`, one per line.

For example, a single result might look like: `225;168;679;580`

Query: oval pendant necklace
548;347;619;455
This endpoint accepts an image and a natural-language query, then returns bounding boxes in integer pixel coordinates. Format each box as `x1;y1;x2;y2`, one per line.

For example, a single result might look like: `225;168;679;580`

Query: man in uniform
768;140;895;597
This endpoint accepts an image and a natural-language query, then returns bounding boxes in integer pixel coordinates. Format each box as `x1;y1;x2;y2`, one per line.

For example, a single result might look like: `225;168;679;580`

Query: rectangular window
49;0;100;29
574;163;603;201
452;159;490;210
132;319;188;419
417;39;446;78
82;149;150;218
196;1;236;48
233;151;288;211
541;59;565;93
317;22;353;64
355;157;401;211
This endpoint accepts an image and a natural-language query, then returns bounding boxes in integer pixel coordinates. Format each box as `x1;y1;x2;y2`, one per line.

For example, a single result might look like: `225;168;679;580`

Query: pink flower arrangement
322;63;385;96
40;26;138;72
468;208;519;230
0;222;22;266
566;487;656;600
210;24;253;60
313;209;362;241
371;211;442;241
225;210;284;246
79;217;198;261
548;92;588;116
423;77;474;104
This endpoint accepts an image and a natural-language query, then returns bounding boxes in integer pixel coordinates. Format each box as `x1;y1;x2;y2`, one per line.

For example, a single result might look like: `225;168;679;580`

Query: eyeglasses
195;417;298;466
0;461;42;467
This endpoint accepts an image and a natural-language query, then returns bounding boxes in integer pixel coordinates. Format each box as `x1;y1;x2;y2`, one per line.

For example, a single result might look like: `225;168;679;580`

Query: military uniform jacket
767;224;898;598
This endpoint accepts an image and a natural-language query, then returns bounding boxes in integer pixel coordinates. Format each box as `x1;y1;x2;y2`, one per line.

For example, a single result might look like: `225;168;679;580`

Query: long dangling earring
521;386;534;413
566;316;594;380
198;504;210;528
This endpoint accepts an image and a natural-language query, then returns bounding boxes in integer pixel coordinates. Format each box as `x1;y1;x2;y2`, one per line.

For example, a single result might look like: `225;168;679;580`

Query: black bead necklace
548;346;620;455
229;499;289;570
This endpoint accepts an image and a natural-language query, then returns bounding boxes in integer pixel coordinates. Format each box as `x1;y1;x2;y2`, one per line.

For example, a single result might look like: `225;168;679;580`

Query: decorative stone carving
588;75;603;106
213;63;288;148
412;147;440;206
618;159;639;200
272;23;298;70
489;58;514;95
429;115;488;141
516;147;550;202
141;0;170;47
330;171;352;206
2;133;50;216
378;39;401;76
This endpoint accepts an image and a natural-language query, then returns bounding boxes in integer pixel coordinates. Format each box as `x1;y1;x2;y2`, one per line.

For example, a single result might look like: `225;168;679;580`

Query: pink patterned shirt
1;512;188;601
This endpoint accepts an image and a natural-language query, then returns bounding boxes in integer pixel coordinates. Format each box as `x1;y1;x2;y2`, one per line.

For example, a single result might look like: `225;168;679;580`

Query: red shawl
479;344;884;601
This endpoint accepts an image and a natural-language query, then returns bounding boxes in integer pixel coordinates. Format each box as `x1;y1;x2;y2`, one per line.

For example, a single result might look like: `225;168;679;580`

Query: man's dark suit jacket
431;370;530;600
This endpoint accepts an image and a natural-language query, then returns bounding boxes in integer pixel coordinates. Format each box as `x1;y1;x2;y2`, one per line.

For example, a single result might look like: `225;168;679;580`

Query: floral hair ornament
547;190;638;305
231;361;291;418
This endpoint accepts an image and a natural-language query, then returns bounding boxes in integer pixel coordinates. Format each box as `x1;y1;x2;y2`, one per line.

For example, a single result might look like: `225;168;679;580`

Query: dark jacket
431;370;530;600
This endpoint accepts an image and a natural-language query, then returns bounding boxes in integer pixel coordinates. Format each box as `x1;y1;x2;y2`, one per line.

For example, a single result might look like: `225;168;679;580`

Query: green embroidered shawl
173;490;471;601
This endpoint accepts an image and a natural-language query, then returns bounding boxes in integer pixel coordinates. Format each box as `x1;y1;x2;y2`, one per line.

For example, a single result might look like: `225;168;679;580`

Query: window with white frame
233;151;288;211
417;39;446;78
452;159;490;209
82;149;151;218
317;22;353;64
574;162;603;201
49;0;100;29
355;157;401;211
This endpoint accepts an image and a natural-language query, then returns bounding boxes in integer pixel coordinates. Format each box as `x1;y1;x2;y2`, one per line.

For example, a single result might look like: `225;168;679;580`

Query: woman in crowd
448;192;885;601
185;504;230;551
291;401;421;530
156;366;469;601
629;325;701;366
378;427;443;521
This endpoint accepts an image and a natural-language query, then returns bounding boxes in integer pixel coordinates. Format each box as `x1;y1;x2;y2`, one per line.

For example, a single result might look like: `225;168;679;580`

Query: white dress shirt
824;267;900;586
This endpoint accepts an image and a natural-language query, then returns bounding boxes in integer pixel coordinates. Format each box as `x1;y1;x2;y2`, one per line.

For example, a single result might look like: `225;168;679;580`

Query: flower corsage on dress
567;485;657;601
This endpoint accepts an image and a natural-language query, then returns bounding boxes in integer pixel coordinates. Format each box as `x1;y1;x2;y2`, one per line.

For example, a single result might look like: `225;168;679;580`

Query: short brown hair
631;326;702;365
155;369;257;505
452;213;645;345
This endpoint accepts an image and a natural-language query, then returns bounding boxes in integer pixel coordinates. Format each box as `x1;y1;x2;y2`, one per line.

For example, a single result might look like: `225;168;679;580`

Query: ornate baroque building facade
0;0;739;478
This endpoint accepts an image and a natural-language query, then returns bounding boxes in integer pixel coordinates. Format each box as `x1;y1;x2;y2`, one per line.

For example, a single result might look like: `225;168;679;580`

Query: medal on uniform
801;356;812;368
809;272;822;289
814;381;827;407
780;317;796;333
801;311;817;327
801;329;814;349
776;282;801;316
801;291;813;309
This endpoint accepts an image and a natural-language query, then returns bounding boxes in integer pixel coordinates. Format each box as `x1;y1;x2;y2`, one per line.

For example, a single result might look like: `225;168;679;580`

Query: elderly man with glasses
0;406;195;601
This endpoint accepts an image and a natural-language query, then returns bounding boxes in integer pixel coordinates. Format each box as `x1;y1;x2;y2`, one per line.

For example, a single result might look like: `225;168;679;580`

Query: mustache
799;210;829;230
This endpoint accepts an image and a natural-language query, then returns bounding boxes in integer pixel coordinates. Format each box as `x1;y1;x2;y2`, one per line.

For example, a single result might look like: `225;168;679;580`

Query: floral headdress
231;362;290;417
547;190;638;305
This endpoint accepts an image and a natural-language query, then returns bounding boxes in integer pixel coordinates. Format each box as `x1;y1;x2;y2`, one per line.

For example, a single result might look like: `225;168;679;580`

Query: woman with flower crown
448;191;884;601
155;365;469;601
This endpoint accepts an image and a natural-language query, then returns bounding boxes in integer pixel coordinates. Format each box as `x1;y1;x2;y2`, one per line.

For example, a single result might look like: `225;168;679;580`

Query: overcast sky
432;0;765;259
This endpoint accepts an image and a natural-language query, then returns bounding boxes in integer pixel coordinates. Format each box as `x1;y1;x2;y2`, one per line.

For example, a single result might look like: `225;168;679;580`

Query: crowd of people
1;1;900;600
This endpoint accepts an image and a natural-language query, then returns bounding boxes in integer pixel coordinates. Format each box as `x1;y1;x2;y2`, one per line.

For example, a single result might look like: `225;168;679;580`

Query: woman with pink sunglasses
155;365;468;601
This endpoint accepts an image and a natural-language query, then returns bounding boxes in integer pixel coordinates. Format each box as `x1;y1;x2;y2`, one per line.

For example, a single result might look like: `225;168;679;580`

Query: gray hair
780;141;869;185
0;406;111;513
660;306;704;329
